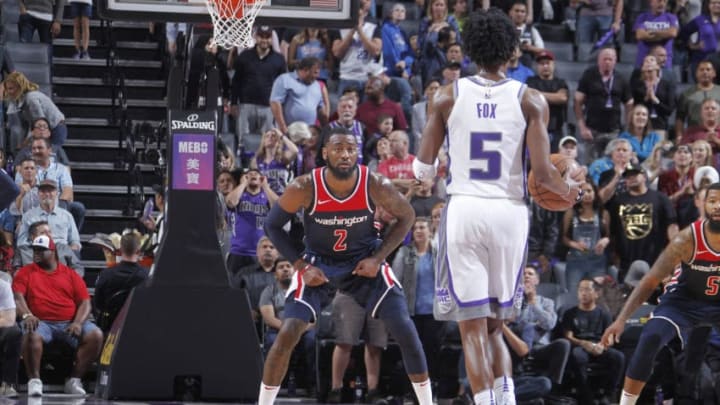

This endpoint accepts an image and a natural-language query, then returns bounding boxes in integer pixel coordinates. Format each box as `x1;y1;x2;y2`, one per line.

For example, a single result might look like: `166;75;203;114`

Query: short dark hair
342;86;361;96
579;277;601;291
463;8;518;70
18;157;35;167
297;56;321;71
510;0;526;9
322;126;354;146
32;117;50;129
32;137;51;149
29;220;49;239
120;233;141;256
272;256;291;271
707;182;720;194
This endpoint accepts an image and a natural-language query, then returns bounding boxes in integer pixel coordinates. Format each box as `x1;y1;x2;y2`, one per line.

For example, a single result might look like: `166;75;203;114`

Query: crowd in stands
4;0;720;401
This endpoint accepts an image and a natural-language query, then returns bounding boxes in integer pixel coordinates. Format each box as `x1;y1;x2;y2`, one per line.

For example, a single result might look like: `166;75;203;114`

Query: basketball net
205;0;266;49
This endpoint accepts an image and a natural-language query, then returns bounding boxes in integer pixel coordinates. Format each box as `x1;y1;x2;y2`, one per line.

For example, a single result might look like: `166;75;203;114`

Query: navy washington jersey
666;219;720;302
303;165;377;259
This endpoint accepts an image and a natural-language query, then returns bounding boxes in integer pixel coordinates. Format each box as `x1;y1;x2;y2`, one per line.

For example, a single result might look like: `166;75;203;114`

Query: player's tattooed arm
276;173;314;213
615;227;693;323
368;172;416;262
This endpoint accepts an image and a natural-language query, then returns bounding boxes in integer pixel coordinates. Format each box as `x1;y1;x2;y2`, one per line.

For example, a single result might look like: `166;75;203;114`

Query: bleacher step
53;38;159;49
54;77;165;87
53;57;162;68
75;185;156;194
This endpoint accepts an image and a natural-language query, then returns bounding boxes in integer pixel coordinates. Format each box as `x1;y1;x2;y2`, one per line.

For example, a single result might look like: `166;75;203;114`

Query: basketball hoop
205;0;266;49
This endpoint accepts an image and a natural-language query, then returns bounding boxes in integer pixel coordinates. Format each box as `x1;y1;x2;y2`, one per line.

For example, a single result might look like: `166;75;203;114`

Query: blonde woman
1;72;66;148
691;139;714;167
417;0;461;53
250;129;298;195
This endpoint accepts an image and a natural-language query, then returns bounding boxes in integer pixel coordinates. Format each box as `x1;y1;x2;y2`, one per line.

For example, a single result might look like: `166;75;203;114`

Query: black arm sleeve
0;170;19;211
263;203;303;263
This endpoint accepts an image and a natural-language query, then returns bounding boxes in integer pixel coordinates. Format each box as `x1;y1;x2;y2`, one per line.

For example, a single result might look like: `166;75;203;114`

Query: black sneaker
326;388;342;403
366;389;385;404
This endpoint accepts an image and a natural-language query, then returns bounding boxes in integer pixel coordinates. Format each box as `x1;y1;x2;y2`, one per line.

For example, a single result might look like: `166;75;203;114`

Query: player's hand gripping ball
528;154;586;211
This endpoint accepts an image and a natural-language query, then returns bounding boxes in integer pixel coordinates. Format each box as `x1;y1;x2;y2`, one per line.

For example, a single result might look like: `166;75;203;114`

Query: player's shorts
650;291;720;348
331;291;388;348
283;245;406;325
435;195;529;321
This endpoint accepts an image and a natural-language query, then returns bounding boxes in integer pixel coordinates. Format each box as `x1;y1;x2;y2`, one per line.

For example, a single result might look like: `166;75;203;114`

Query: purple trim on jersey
466;76;513;87
517;83;527;100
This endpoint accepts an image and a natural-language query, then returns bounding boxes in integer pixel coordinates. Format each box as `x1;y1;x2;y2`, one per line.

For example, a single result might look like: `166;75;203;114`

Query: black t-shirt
410;195;443;218
561;306;611;342
577;67;632;133
94;261;149;312
526;76;569;134
606;189;676;276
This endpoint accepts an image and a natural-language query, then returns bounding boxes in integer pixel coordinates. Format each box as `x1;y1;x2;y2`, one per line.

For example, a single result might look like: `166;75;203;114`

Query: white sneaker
27;378;42;397
64;378;86;395
0;382;17;397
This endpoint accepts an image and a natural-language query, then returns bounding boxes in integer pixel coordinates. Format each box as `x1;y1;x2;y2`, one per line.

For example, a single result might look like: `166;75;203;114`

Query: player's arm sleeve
263;203;303;263
0;170;19;211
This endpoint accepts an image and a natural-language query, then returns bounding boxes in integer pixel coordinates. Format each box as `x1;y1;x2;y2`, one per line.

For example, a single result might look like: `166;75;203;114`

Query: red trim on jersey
294;268;306;299
692;219;720;264
310;166;373;213
381;263;394;287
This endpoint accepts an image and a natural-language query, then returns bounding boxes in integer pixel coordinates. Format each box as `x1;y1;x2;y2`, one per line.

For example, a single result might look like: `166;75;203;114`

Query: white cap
558;135;577;147
367;63;387;77
694;166;720;189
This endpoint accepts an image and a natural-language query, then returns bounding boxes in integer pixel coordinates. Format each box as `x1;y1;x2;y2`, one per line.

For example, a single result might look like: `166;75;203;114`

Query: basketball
528;154;579;212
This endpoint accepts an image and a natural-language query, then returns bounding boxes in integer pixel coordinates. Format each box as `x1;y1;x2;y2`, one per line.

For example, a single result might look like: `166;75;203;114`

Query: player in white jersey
413;8;586;405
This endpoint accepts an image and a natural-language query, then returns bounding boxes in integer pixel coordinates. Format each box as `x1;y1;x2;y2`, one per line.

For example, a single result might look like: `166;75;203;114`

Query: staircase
53;16;166;286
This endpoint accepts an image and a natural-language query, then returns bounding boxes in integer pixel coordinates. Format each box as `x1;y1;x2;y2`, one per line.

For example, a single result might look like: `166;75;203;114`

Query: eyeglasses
33;125;49;130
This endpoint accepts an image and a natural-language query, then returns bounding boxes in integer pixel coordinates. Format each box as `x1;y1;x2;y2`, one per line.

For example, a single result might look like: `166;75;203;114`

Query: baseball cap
558;135;577;147
694;165;720;189
151;183;165;197
38;179;58;190
31;235;56;251
624;261;649;288
535;50;555;62
256;25;272;37
367;63;387;77
622;162;644;177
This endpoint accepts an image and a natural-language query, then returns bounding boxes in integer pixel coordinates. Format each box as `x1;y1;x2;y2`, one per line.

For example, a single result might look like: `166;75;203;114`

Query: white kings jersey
446;76;528;200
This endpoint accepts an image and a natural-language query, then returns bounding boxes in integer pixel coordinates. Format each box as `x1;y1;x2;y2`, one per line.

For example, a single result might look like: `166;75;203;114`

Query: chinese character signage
172;134;214;191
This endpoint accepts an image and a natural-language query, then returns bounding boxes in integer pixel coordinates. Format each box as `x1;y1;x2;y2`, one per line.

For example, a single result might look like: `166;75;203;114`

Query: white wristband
412;158;436;181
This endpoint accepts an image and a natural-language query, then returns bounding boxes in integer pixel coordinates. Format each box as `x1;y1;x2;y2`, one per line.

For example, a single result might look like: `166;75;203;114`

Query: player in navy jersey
602;182;720;405
413;8;585;405
256;127;433;405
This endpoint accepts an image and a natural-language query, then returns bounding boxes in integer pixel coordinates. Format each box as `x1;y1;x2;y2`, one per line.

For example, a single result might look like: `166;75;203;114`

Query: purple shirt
229;190;270;256
633;12;679;67
257;158;290;195
680;14;720;63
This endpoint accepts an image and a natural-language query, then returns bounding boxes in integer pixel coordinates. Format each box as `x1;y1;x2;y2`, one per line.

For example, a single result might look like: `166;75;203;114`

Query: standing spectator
574;47;633;164
269;57;326;134
451;0;469;32
368;64;414;134
605;163;678;281
331;0;382;97
633;0;679;68
356;76;408;137
648;44;677;83
329;95;366;162
618;104;662;162
419;25;455;86
250;129;298;196
69;0;91;59
681;98;720;164
406;179;443;217
678;0;720;76
377;130;416;193
509;0;545;67
675;60;720;140
287;28;333;82
392;217;445;395
13;235;103;396
224;169;279;275
164;23;186;61
230;26;286;146
93;233;149;333
642;140;673;189
629;56;675;138
658;144;697;228
560;279;625;404
382;3;415;79
0;278;20;397
591;139;634;201
445;43;477;76
17;0;64;44
411;79;440;150
574;0;623;45
2;72;67;148
417;0;461;56
526;50;568;151
562;180;610;293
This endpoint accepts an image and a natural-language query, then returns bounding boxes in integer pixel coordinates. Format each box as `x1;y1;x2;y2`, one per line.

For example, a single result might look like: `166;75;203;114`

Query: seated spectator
140;184;165;256
366;136;391;173
658;144;697;228
3;72;67;148
14;118;70;166
13;235;103;396
287;28;333;82
561;180;610;294
509;0;545;67
445;43;477;76
15;180;82;273
365;114;395;162
526;51;568;150
356;76;409;139
225;169;279;275
528;199;561;279
411;80;440;150
558;135;578;160
407;179;443;217
435;61;462;85
18;138;85;231
329;95;366;163
675;61;720;141
382;3;415;79
93;233;150;333
0;231;12;274
500;324;553;402
377;130;416;193
618;104;661;163
506;46;534;83
238;237;279;323
629;56;675;139
0;278;21;397
560;279;625;404
259;257;316;391
691;139;714;168
681;98;720;164
9;158;39;216
250;129;298;196
591;138;633;202
298;125;320;176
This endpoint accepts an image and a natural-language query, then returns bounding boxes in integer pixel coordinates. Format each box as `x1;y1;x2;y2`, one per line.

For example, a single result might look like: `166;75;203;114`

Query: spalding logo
170;119;216;131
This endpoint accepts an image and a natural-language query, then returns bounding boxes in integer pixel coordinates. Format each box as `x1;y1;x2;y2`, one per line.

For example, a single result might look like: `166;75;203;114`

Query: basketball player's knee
626;329;665;381
383;316;427;374
487;318;504;335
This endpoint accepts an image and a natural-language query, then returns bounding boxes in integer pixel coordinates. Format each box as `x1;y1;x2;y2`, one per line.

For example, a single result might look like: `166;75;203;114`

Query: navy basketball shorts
650;292;720;347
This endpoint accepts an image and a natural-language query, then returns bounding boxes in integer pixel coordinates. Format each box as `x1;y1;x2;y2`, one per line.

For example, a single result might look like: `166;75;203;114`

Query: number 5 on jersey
334;229;348;252
470;132;502;180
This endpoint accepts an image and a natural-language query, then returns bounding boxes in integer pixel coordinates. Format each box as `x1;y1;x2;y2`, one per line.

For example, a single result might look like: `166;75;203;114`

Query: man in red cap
12;235;103;397
526;50;571;152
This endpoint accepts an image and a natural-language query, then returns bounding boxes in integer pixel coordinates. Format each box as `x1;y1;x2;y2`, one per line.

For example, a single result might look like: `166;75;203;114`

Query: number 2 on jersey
333;229;348;252
469;132;502;180
706;275;720;296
